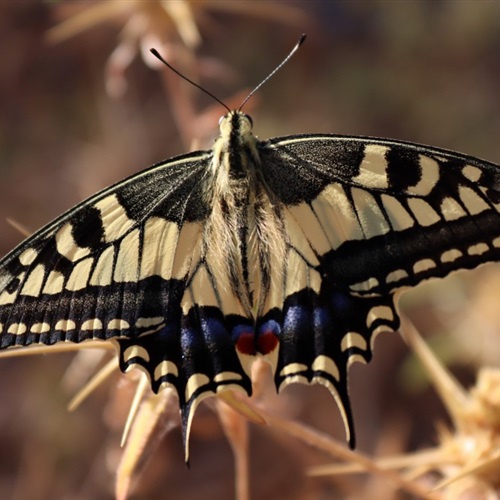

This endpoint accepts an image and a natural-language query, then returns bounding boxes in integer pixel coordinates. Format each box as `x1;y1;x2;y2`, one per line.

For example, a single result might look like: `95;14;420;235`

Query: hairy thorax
202;112;286;319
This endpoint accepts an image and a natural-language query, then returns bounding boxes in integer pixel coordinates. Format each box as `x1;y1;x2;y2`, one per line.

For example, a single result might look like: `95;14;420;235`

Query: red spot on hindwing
235;331;256;355
257;329;279;355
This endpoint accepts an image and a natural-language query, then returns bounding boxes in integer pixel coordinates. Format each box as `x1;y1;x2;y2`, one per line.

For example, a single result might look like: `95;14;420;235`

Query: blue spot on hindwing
257;319;280;337
313;306;332;334
231;324;253;344
283;305;311;334
256;319;280;354
330;291;352;311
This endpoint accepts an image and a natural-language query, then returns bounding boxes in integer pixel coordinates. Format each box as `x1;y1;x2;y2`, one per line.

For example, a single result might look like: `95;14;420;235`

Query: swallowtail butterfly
1;35;499;455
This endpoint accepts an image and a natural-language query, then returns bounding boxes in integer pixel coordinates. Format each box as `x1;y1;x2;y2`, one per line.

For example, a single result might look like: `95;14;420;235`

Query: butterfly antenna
238;33;307;112
150;48;231;113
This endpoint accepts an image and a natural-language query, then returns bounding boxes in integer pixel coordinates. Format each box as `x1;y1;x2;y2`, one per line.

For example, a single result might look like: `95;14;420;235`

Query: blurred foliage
1;1;500;499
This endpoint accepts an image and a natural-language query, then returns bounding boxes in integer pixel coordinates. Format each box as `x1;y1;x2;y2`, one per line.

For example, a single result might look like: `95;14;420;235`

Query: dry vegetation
1;2;500;499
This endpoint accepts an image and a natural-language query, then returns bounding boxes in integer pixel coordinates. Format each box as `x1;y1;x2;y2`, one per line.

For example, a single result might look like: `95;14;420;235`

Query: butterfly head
218;110;254;143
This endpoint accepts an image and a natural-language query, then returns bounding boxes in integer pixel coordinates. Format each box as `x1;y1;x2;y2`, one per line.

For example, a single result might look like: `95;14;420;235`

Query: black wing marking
258;135;500;446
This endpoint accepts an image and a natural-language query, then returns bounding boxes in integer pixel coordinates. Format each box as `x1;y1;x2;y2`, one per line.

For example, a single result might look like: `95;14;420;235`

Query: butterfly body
0;108;499;454
204;111;285;319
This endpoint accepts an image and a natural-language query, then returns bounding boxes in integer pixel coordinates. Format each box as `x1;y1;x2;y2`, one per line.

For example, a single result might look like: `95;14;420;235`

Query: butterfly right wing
257;134;500;447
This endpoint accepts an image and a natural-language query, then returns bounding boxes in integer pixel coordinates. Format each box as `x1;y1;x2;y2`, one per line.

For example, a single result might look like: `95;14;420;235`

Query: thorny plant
2;2;500;499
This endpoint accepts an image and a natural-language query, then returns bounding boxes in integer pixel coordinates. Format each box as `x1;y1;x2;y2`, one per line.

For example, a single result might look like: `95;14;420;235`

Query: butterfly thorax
204;111;286;318
210;111;259;186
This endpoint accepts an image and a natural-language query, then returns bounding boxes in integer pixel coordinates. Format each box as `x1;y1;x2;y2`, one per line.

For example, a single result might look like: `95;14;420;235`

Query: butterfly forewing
0;153;207;341
0;159;236;366
262;135;500;295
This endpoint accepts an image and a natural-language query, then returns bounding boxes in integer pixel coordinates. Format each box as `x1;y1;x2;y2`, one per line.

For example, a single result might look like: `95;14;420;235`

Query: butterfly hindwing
117;254;255;447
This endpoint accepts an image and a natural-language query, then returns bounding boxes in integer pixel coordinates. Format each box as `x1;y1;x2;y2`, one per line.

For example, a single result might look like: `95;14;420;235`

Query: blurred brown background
1;1;500;499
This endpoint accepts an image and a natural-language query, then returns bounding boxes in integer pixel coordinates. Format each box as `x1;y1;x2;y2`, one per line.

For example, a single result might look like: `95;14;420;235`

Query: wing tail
116;304;253;462
274;286;399;447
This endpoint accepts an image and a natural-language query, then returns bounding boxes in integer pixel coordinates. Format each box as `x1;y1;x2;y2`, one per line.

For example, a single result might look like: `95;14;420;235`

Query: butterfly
0;35;499;459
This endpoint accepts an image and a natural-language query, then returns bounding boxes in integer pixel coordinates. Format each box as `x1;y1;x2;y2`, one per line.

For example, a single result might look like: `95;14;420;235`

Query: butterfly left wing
0;151;253;451
258;135;500;446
